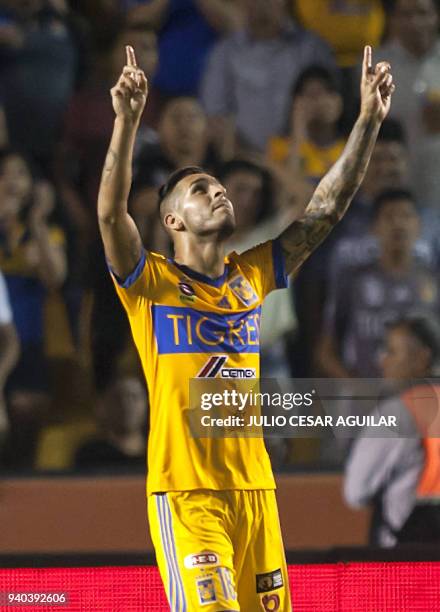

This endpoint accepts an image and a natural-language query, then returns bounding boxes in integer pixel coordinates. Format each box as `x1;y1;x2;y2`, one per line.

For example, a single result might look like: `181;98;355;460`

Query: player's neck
173;239;226;279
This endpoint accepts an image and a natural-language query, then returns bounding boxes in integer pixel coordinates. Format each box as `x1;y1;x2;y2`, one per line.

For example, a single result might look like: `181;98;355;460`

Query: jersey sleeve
108;250;164;315
233;239;288;301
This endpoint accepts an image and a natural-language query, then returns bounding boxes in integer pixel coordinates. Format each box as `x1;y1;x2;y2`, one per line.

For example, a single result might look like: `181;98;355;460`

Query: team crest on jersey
229;275;258;306
197;578;217;604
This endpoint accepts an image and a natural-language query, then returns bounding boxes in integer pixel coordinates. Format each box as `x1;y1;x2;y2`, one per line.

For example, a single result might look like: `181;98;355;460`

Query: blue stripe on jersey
108;250;147;288
272;239;289;289
152;305;261;354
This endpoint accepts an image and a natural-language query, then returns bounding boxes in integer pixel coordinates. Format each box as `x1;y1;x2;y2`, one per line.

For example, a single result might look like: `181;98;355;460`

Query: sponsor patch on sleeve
256;569;284;593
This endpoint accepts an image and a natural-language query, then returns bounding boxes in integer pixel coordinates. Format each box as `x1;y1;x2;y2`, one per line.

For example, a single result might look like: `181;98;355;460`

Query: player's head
289;65;343;131
389;0;438;57
217;159;273;232
371;188;420;254
381;316;440;379
362;119;409;198
158;167;235;243
158;97;209;162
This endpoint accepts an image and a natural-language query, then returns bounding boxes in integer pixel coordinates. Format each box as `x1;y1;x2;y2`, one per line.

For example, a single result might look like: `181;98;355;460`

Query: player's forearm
307;113;381;220
98;117;138;224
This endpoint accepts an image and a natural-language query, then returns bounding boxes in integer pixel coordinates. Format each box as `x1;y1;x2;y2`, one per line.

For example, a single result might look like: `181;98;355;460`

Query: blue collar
169;259;229;288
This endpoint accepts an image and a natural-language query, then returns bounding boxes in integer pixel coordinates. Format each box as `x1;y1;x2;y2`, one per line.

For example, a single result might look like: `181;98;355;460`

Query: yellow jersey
295;0;385;68
269;137;345;183
110;239;287;495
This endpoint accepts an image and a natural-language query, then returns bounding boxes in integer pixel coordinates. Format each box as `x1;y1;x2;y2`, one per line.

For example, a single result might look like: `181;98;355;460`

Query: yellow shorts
148;489;292;611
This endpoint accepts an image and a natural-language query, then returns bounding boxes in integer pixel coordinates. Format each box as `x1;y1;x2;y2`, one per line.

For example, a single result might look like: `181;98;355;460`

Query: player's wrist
114;114;141;130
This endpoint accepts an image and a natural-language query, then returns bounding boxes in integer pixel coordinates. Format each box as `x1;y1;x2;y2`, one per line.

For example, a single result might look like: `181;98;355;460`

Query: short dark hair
158;166;207;210
370;188;417;222
387;315;440;366
291;65;341;101
377;118;406;145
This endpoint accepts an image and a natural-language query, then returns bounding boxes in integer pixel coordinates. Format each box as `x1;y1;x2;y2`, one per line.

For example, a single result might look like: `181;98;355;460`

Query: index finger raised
363;45;373;77
126;45;137;68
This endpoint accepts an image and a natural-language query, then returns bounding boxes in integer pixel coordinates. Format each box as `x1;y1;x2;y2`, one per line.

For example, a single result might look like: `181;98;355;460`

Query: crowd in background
0;0;439;505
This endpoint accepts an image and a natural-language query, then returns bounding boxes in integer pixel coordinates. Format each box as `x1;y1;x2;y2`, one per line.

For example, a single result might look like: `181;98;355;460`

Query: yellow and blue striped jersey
110;239;287;495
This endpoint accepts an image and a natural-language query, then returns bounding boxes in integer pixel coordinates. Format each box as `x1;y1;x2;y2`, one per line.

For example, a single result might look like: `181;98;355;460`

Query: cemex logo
197;356;256;379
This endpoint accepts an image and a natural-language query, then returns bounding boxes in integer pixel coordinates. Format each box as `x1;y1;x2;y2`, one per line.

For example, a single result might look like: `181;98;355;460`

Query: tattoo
280;115;380;275
103;149;118;183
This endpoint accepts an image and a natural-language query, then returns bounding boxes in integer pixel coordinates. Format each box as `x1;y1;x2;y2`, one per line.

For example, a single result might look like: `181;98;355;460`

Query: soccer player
98;45;394;611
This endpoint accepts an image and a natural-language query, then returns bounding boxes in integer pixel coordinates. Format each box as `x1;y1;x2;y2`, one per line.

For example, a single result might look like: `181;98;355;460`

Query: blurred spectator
126;0;242;97
0;0;82;174
294;0;385;69
0;149;66;468
375;0;440;209
328;118;435;282
200;0;334;156
268;65;345;209
0;270;19;449
223;159;297;378
74;375;147;472
132;96;217;250
318;189;439;378
344;316;440;546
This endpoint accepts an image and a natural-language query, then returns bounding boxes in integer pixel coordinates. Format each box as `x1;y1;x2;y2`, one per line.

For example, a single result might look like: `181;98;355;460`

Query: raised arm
278;46;395;275
97;46;147;280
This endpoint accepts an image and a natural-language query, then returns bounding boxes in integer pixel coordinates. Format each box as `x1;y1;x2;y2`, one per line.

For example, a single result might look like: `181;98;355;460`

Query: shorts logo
197;578;217;605
261;593;280;611
229;275;258;306
184;552;219;569
256;569;283;593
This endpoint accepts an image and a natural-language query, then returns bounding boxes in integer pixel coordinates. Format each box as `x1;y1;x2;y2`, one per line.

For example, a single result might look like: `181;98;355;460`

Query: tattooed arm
278;46;395;275
97;46;147;279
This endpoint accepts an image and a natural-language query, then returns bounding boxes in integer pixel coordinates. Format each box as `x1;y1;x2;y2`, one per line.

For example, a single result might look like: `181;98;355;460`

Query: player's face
176;173;236;239
374;199;419;252
381;327;428;380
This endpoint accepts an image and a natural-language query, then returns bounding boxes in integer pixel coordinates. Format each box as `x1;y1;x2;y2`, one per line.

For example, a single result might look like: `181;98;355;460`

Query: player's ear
164;211;184;231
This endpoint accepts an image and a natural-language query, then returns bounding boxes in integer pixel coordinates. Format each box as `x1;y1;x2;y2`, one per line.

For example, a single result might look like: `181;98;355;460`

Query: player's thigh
235;491;292;612
148;491;241;611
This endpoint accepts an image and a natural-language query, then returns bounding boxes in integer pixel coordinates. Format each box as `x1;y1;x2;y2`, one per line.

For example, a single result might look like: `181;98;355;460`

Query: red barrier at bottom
1;562;439;611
